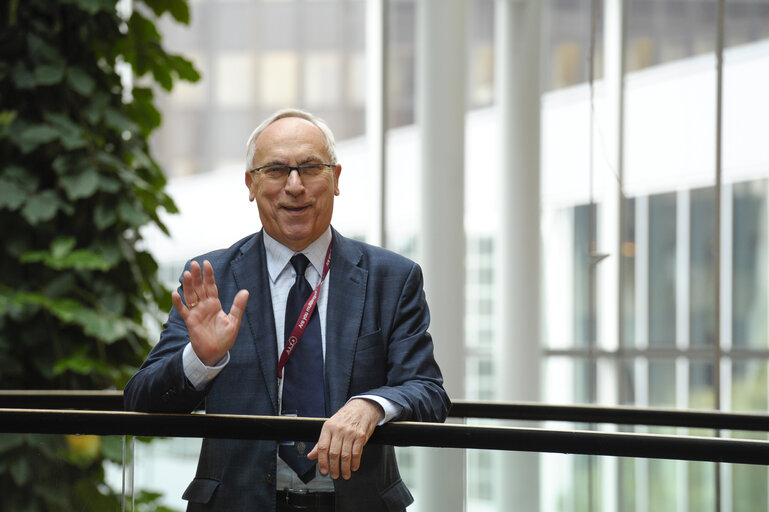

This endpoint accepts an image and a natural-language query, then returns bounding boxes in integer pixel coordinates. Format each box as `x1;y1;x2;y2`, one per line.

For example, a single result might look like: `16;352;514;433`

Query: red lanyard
277;240;332;380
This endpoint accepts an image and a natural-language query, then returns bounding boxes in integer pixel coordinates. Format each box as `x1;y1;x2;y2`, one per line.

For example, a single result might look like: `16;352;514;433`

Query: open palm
171;260;249;366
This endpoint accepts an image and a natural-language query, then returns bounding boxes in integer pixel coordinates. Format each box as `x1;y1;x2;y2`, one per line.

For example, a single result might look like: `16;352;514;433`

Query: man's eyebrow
257;156;323;166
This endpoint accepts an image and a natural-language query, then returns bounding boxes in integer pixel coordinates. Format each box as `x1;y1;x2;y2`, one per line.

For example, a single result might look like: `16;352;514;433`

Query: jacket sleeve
362;262;451;424
123;264;210;413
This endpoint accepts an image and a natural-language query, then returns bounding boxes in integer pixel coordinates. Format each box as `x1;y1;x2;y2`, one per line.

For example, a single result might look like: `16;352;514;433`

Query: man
124;108;450;512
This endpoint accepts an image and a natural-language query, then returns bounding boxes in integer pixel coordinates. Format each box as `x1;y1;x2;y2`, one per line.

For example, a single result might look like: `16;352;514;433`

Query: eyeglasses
248;163;336;182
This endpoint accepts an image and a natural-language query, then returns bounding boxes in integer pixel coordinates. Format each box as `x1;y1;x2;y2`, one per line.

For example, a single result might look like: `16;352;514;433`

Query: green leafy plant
0;0;198;509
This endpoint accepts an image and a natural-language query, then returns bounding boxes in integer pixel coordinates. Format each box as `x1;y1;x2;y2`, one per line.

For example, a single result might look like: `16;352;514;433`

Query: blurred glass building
135;1;769;511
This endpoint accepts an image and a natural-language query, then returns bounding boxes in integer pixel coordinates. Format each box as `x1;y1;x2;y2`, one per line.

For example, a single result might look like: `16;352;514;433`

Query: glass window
573;204;593;348
732;180;768;349
259;52;299;107
543;0;601;91
690;187;716;347
648;193;676;347
304;52;342;107
648;359;675;408
346;52;366;106
689;361;715;410
620;197;636;347
731;359;769;511
214;52;257;108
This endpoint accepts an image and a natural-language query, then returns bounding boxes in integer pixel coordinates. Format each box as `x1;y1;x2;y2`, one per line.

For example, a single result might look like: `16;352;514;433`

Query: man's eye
264;166;288;177
300;165;323;175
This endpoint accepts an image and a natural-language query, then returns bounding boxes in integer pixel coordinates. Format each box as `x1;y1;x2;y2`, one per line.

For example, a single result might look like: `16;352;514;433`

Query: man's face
245;117;341;251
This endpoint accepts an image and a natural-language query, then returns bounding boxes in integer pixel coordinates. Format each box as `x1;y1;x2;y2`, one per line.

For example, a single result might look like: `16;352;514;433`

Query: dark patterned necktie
279;254;326;483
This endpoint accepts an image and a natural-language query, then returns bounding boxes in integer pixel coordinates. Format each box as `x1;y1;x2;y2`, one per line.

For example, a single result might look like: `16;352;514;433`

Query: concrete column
416;1;466;511
494;0;541;510
599;2;625;511
365;0;387;247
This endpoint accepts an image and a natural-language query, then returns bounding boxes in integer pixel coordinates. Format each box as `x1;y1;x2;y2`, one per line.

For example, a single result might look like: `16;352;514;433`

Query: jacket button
265;473;273;485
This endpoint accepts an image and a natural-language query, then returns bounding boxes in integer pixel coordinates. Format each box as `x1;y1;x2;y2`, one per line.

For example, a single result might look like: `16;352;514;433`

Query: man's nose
285;169;305;193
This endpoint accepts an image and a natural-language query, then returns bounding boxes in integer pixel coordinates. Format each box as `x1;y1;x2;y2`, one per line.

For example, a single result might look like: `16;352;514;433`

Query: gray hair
245;108;338;169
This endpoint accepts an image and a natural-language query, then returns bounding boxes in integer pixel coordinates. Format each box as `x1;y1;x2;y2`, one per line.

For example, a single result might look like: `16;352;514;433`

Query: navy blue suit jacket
124;228;450;511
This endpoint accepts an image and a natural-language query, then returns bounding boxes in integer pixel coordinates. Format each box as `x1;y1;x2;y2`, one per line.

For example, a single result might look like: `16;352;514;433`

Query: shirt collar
263;227;333;283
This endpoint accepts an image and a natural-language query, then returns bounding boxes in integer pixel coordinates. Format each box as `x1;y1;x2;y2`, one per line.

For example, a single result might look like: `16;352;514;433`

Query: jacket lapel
324;229;367;413
231;232;279;414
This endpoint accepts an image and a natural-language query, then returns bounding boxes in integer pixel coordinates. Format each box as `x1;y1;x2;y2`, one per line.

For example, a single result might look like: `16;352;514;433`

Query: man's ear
245;171;256;202
333;164;342;196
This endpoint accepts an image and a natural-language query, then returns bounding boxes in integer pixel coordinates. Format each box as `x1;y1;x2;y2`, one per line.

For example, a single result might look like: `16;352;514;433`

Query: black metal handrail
449;399;769;431
2;391;769;432
1;407;769;466
0;390;123;411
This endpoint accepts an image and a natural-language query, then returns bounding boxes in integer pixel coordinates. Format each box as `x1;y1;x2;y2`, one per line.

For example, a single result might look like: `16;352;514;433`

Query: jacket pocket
182;477;220;504
351;330;386;392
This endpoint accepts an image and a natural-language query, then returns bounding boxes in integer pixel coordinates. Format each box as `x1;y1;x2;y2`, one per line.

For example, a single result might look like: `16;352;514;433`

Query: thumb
228;289;249;321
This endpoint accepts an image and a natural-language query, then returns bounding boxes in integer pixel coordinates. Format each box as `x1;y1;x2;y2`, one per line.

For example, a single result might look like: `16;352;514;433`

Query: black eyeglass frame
247;163;338;177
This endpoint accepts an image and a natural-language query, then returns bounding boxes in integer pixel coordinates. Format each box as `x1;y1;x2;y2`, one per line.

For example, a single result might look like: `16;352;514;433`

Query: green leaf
62;250;114;271
51;236;77;258
21;238;115;271
128;94;162;135
26;33;63;63
0;179;30;210
100;436;124;463
17;124;60;153
167;0;191;24
0;165;37;210
9;456;32;486
45;112;86;150
0;434;25;453
59;167;100;200
54;350;114;376
21;190;60;224
104;107;138;134
94;202;117;229
118;200;151;226
169;54;200;82
63;0;115;15
0;109;18;127
52;153;83;175
34;64;65;85
11;61;35;89
83;91;110;124
82;314;130;343
66;66;96;96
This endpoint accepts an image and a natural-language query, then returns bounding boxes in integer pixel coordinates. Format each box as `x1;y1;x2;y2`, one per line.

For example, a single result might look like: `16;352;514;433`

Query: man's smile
283;204;310;213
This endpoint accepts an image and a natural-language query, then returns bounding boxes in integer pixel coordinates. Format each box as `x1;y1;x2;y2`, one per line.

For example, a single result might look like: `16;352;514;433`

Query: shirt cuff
183;343;229;391
351;394;403;425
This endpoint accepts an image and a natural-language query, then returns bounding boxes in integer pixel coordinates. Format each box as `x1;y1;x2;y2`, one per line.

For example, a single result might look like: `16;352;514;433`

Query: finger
327;433;344;479
314;428;331;476
202;260;218;300
350;436;365;474
181;269;198;309
171;291;188;321
228;290;250;325
190;260;204;301
340;437;354;480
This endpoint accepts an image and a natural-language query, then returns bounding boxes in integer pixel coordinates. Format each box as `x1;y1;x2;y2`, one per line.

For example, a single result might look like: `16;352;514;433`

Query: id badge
279;411;297;446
